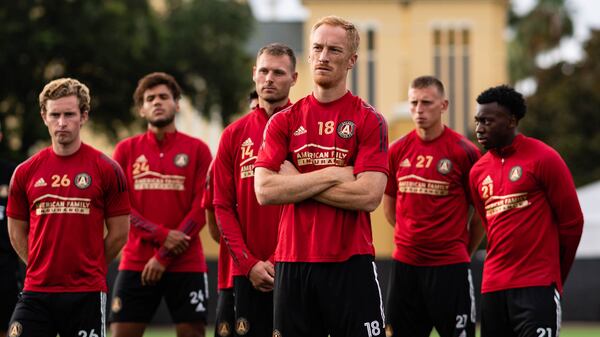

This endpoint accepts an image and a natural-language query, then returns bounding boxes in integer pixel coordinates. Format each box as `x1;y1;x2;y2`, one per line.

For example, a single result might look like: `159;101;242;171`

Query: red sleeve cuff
156;227;170;245
239;256;260;277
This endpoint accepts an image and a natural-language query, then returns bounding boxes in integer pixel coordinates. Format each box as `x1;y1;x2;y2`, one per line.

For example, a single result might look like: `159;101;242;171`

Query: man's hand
332;165;355;183
141;257;166;286
163;230;190;255
248;261;275;292
278;160;300;176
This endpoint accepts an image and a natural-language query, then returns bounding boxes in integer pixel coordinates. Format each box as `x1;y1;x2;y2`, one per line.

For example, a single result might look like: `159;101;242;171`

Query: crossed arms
254;160;387;212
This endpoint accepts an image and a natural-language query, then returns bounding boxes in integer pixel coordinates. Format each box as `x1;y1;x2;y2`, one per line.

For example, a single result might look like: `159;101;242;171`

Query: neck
148;123;176;141
259;97;288;117
53;139;82;156
498;131;518;149
416;123;444;141
313;80;348;103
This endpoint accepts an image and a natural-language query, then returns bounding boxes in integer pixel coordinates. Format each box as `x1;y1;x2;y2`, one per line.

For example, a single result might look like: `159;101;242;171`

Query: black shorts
233;276;273;337
481;286;561;337
9;291;106;337
215;288;236;337
109;271;208;324
274;254;385;337
385;261;475;337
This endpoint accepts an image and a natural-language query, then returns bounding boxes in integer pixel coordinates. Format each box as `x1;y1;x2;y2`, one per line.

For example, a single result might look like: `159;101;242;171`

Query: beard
148;114;175;128
261;91;288;104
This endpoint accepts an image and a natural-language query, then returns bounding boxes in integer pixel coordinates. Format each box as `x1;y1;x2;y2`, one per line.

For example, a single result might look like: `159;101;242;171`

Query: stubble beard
148;114;175;128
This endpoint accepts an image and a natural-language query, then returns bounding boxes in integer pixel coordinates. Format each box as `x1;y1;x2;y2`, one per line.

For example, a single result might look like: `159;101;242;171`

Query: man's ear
80;110;89;125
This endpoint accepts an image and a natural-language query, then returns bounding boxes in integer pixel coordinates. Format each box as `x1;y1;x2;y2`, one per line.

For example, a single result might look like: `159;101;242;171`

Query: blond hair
39;78;91;114
312;15;360;55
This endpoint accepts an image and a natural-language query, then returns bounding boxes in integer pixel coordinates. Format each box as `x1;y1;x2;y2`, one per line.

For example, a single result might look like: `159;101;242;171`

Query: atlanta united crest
8;322;22;337
436;158;452;175
337;120;356;139
174;153;189;168
74;173;92;189
509;166;523;182
217;321;231;336
236;318;250;335
111;297;122;313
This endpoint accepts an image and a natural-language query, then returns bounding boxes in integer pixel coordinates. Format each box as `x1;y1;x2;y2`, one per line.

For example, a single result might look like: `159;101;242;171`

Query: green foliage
520;30;600;186
0;0;254;160
508;0;573;82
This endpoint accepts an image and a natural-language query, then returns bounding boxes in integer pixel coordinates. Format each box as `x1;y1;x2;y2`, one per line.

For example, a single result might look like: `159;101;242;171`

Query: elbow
254;186;274;205
116;231;129;250
254;177;275;205
362;192;384;212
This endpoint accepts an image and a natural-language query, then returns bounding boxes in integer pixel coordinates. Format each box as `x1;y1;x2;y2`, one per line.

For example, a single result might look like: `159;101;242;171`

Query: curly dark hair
476;85;526;120
133;72;182;107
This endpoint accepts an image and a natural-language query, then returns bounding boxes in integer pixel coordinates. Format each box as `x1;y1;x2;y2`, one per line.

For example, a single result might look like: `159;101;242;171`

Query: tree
520;30;600;186
0;0;254;160
508;0;573;82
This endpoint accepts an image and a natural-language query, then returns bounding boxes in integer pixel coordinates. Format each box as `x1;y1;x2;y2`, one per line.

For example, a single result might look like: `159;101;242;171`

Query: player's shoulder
14;147;51;176
469;151;493;176
389;130;416;152
175;130;210;149
518;135;564;166
82;143;122;170
444;127;481;163
225;110;257;136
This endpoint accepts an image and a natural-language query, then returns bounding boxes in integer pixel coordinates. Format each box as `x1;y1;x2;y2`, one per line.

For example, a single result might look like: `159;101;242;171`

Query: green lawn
139;323;600;337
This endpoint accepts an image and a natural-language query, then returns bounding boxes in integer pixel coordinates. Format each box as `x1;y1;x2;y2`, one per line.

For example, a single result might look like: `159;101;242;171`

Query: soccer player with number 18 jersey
255;16;388;337
7;78;130;337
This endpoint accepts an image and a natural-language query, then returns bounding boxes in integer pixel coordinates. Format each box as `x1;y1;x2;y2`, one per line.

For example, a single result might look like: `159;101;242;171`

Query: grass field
138;323;600;337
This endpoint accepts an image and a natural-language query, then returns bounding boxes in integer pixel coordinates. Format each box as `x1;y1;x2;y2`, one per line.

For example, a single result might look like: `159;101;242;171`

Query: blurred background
1;0;599;331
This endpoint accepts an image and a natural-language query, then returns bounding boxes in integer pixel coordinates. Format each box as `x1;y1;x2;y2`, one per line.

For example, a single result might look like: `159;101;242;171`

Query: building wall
296;0;508;257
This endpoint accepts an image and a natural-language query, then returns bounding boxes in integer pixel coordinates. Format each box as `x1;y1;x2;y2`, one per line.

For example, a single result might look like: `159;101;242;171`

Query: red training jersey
213;106;287;276
469;134;583;293
7;144;130;292
385;127;481;266
255;92;389;262
202;161;233;289
114;130;211;272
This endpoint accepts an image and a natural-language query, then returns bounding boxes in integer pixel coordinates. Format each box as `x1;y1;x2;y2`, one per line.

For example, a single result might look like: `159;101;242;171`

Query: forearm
104;231;126;264
382;194;396;226
130;208;169;244
313;172;387;212
254;167;341;205
206;209;220;243
155;199;206;266
558;217;584;283
104;214;129;264
467;210;485;256
215;204;259;275
8;218;28;264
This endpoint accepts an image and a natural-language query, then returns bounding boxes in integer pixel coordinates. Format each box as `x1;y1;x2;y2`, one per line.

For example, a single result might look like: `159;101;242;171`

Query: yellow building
286;0;508;257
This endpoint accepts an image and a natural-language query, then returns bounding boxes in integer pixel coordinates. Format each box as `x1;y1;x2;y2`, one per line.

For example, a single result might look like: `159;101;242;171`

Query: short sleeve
255;111;290;172
100;155;130;218
353;104;389;176
6;164;30;221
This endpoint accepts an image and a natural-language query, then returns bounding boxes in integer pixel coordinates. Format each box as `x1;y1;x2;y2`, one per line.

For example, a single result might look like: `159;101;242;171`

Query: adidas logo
135;154;148;163
293;125;307;136
34;178;47;187
400;158;411;167
242;138;254;147
482;175;493;185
